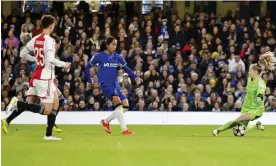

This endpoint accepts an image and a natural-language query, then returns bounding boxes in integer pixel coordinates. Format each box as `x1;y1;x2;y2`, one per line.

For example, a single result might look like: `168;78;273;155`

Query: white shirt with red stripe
26;33;57;81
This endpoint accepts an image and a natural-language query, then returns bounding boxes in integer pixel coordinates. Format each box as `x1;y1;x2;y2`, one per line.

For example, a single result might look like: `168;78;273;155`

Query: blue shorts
100;82;126;101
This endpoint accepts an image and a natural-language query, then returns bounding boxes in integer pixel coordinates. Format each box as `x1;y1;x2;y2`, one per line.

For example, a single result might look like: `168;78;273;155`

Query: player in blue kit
85;36;143;135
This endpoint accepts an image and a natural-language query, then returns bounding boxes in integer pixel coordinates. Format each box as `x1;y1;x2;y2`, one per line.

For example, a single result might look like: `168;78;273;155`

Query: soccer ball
233;124;246;137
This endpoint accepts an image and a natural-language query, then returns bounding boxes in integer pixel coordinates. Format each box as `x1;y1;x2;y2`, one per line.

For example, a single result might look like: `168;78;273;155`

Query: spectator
3;39;18;58
93;102;100;111
222;94;235;111
1;8;275;112
76;9;88;27
178;95;188;110
195;101;207;111
135;99;146;111
186;78;196;94
62;29;72;44
32;19;43;37
87;96;95;110
1;101;6;111
235;99;242;112
121;73;132;88
20;24;32;44
74;48;88;66
175;84;190;101
92;88;105;108
169;24;185;48
149;101;160;111
212;102;221;112
182;103;189;112
14;58;31;77
228;55;246;73
9;16;20;37
160;18;169;39
189;92;204;111
61;50;73;63
11;74;29;94
4;30;19;49
79;100;87;111
266;97;276;112
2;48;15;66
21;17;34;32
59;13;76;30
2;22;10;40
89;34;100;52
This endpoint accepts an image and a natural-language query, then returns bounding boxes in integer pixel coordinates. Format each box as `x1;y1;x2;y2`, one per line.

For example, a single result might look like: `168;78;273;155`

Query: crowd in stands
1;4;276;112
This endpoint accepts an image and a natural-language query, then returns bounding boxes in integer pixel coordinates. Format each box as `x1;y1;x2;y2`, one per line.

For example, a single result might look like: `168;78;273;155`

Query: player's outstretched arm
20;46;36;62
118;54;138;78
122;65;137;79
118;54;143;84
47;50;70;68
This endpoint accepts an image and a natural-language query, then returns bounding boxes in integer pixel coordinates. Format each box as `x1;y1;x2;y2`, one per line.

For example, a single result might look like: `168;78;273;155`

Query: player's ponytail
258;52;276;71
100;36;116;52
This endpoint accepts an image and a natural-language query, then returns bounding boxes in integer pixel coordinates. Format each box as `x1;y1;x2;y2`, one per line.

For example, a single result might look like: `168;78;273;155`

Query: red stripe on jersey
32;33;45;80
32;66;44;80
29;77;34;87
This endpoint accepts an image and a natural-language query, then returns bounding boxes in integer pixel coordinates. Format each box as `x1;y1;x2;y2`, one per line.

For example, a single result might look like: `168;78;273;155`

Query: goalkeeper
213;52;276;136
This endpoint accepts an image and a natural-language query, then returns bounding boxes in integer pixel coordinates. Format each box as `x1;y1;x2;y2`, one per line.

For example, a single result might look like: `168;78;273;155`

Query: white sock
116;105;127;131
105;110;118;123
105;105;127;131
123;107;128;113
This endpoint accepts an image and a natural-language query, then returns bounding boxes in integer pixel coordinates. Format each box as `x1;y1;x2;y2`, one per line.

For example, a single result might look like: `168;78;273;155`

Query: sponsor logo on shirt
103;63;118;68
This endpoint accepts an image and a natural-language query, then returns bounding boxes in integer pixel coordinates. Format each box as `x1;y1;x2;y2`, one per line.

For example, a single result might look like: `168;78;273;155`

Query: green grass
2;125;276;166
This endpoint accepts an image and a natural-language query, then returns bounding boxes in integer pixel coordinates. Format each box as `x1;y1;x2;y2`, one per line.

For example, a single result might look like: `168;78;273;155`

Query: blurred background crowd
1;1;276;112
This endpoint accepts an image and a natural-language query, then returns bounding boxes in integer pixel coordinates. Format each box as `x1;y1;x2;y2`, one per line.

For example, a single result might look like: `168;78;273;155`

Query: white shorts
26;79;56;103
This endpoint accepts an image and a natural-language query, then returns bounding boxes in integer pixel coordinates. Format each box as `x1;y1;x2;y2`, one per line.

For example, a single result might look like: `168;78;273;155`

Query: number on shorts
34;47;45;66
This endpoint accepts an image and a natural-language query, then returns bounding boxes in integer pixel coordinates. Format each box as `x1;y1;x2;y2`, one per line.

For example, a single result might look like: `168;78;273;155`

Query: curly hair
251;52;276;74
258;52;276;71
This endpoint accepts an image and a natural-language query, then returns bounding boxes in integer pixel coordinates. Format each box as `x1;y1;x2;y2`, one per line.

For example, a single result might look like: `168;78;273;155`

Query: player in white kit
2;15;70;140
5;35;64;133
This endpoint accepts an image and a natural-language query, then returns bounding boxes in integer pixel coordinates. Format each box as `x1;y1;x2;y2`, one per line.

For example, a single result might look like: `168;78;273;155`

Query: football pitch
2;125;276;166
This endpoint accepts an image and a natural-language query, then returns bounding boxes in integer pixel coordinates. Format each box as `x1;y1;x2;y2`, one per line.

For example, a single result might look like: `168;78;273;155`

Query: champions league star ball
233;124;246;137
